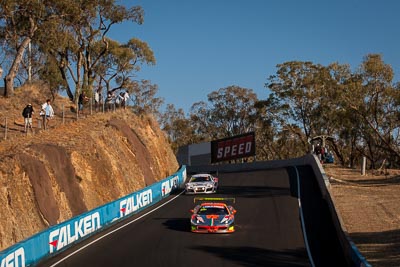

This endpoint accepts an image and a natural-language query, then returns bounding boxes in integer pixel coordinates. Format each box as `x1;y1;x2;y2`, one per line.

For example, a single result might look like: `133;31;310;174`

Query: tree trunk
4;75;15;97
3;37;32;97
330;141;345;166
58;65;74;101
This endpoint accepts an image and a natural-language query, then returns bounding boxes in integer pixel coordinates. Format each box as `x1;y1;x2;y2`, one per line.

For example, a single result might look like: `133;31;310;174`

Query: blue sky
111;0;400;113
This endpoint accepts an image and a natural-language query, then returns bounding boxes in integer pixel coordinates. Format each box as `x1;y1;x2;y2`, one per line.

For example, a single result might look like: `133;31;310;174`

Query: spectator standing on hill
320;146;326;163
122;91;129;109
40;99;54;130
105;91;113;112
94;90;100;112
78;91;89;115
99;92;103;110
22;103;34;133
314;143;322;161
116;92;123;108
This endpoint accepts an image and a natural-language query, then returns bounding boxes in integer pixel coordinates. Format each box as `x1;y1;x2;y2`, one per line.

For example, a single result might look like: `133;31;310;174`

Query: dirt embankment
0;87;178;250
325;165;400;267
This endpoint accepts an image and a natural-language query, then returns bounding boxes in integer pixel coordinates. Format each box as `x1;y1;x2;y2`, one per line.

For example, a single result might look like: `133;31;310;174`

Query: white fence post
361;156;366;176
4;117;7;140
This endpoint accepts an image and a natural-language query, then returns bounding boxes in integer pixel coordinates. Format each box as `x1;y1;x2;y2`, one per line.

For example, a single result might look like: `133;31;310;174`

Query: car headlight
206;183;213;188
191;215;204;224
186;184;193;189
220;216;232;224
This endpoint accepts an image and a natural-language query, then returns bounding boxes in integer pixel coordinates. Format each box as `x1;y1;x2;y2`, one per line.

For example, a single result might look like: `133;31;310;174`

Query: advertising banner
0;166;186;267
211;132;255;163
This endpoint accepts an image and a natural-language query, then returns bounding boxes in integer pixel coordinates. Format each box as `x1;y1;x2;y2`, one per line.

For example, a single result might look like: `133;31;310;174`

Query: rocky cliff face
0;110;178;250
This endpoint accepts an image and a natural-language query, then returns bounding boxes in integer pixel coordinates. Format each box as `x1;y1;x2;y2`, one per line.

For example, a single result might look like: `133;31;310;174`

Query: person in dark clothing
22;104;34;133
78;91;89;115
105;91;114;112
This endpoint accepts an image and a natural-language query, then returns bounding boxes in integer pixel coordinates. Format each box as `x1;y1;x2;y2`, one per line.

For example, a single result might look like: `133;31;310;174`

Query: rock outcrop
0;110;178;250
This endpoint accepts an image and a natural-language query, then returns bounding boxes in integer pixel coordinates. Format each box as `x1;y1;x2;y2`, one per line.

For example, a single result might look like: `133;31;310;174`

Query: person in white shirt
40;99;54;130
122;91;130;109
94;90;100;112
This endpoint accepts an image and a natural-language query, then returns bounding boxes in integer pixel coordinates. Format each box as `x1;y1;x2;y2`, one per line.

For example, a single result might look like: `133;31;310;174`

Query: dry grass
325;164;400;267
1;85;399;265
0;82;80;141
0;83;179;250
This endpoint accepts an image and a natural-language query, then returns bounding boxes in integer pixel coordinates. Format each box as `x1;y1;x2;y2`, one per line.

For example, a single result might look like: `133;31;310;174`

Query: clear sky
112;0;400;113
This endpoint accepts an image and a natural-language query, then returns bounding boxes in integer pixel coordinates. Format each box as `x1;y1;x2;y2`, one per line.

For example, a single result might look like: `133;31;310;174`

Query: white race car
185;174;218;194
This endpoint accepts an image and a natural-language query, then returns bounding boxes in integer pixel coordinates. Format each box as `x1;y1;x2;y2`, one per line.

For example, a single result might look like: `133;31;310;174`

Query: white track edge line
49;191;185;267
294;166;316;267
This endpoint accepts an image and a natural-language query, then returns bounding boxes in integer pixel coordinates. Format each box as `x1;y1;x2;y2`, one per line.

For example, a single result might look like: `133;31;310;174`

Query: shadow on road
217;185;291;198
190;245;310;267
161;217;190;232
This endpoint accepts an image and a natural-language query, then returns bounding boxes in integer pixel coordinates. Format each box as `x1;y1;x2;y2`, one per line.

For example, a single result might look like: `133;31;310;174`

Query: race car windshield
198;207;228;215
190;176;210;182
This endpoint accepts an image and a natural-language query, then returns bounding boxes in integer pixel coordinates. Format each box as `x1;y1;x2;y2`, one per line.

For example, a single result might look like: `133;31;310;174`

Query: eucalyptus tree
129;79;164;117
94;37;155;98
340;54;400;167
266;61;364;160
207;85;258;137
160;104;199;153
188;85;258;143
253;94;288;160
266;61;328;150
189;101;212;141
160;104;186;142
317;62;360;166
38;1;147;103
0;0;62;96
0;0;150;101
274;124;306;159
360;54;400;163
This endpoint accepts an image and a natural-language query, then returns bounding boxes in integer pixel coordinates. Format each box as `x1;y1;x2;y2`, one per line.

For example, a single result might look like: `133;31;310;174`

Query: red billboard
211;132;255;163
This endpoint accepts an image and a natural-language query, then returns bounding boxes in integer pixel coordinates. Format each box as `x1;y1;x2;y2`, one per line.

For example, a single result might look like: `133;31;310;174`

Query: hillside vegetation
0;83;179;250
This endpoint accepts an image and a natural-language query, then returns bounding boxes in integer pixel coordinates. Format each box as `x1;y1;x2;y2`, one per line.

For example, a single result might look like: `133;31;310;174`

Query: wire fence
0;97;127;141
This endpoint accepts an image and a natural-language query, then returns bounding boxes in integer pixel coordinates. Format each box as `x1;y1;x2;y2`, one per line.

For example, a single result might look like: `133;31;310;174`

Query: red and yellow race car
190;198;236;233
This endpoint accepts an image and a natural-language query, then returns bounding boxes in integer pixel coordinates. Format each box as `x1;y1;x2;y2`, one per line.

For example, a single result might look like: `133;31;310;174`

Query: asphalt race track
38;167;348;267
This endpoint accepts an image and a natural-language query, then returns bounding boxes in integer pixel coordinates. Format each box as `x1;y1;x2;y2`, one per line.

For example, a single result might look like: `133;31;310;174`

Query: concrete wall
177;142;211;166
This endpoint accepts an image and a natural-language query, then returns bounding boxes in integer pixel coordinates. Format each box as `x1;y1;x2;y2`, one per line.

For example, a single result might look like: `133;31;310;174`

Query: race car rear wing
193;197;236;204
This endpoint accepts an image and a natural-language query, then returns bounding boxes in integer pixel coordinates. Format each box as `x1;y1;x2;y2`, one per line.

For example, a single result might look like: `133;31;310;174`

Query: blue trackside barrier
350;241;372;267
0;165;186;267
